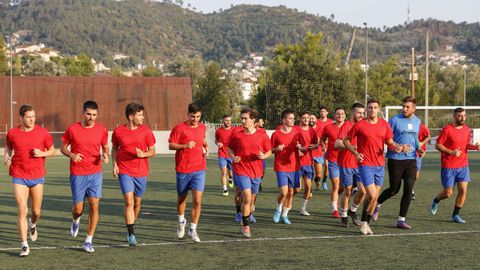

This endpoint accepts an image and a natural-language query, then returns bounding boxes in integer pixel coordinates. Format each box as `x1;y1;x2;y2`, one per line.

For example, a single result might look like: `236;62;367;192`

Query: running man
321;108;346;218
430;107;480;223
271;110;305;224
61;100;109;253
412;123;430;200
373;96;423;229
344;98;398;235
228;108;271;238
215;114;234;196
169;103;208;242
4;105;55;256
296;111;318;216
112;103;156;246
310;114;326;193
316;107;333;191
335;103;366;227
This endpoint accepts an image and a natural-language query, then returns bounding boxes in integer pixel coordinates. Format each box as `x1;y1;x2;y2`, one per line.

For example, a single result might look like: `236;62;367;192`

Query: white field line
0;230;478;251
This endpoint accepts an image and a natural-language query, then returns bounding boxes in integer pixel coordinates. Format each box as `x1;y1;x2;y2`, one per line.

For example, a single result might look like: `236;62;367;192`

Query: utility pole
463;65;467;106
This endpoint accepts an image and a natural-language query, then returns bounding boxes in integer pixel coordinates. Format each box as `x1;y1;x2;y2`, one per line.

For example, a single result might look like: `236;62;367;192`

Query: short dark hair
367;98;380;106
281;109;294;119
83;100;98;111
125;103;145;119
334;107;345;113
240;107;259;121
19;104;34;117
222;114;231;118
351;102;365;110
402;96;417;105
299;111;310;117
319;106;327;111
188;103;202;114
454;107;465;114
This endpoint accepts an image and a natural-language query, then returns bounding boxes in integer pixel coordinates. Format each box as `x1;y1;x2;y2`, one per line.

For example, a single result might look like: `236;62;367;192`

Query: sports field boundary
1;230;478;251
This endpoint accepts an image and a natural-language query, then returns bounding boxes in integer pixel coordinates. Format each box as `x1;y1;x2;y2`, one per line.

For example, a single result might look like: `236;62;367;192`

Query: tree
64;54;95;76
194;61;231;122
23;58;66;76
0;36;8;75
142;65;162;77
167;55;203;96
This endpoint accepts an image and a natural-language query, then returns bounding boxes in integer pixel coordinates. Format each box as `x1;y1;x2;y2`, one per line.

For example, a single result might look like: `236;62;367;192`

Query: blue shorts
416;157;423;171
299;165;314;180
441;167;470;188
234;173;262;194
70;173;103;204
218;157;233;171
359;166;385;187
118;174;147;197
313;156;325;165
275;171;300;188
12;177;45;188
328;161;340;180
340;167;361;187
176;170;206;196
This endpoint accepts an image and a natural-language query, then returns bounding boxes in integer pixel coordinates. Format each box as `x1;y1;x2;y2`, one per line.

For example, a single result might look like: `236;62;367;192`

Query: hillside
1;0;479;65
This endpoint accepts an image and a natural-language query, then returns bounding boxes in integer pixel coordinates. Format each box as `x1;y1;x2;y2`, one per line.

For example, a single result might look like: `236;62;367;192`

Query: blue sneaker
127;234;137;246
273;210;281;223
235;212;242;222
83;242;95;253
70;221;80;237
452;215;466;224
322;181;328;191
430;199;438;215
249;214;257;224
281;215;291;225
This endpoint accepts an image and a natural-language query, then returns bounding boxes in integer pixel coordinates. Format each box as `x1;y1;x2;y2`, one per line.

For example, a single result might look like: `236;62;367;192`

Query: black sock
366;214;372;224
236;205;241;213
322;175;327;182
314;177;320;183
434;197;440;204
127;224;135;236
242;216;250;226
361;210;367;222
453;206;461;216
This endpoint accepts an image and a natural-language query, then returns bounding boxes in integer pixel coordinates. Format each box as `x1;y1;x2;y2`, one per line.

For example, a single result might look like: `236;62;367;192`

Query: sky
182;0;479;28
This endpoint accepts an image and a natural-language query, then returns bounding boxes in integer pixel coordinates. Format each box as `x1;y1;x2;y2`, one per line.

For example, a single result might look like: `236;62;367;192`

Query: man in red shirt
296;111;318;216
169;103;208;243
215;114;234;196
315;107;333;191
321;108;346;218
112;103;156;246
412;123;430;200
343;99;398;235
271;109;305;224
61;100;109;253
4;105;54;257
430;107;480;223
228;108;271;238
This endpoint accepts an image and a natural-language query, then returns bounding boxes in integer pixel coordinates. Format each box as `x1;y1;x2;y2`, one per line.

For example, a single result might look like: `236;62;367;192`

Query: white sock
350;203;359;212
178;214;186;223
28;218;36;228
21;241;28;248
331;201;338;211
190;223;197;231
222;185;227;190
276;203;283;212
73;217;80;224
340;208;348;218
302;199;309;209
377;204;382;209
85;235;93;243
398;216;405;222
282;206;291;216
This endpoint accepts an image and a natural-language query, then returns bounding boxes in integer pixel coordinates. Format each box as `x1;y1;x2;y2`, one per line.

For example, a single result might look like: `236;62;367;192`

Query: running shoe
127;234;137;246
228;179;234;189
331;210;340;218
188;229;201;242
300;208;311;216
396;221;412;229
19;246;30;257
83;242;95;253
223;189;229;196
241;225;251;238
281;215;291;225
28;218;38;242
273;210;281;223
235;212;242;222
70;220;80;237
249;214;256;224
430;198;438;215
322;181;328;191
372;206;380;221
341;217;349;227
452;215;466;224
177;220;186;239
347;210;362;226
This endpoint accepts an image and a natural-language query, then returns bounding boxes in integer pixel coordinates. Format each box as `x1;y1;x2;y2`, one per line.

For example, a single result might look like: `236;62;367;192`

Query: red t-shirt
62;122;108;176
437;123;471;168
347;119;393;167
321;122;342;163
215;126;235;158
169;122;207;173
337;120;359;169
229;129;271;178
271;128;305;172
313;118;333;157
7;125;53;179
112;124;156;177
297;126;317;166
418;124;430;154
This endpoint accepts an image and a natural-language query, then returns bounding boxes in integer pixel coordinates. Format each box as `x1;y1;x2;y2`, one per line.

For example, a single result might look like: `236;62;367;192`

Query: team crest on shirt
407;123;413;130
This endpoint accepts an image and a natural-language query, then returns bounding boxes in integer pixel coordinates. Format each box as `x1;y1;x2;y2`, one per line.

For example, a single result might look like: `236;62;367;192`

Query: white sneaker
188;229;201;243
177;221;186;239
70;218;80;237
83;242;95;253
367;224;374;235
19;246;30;257
28;218;38;242
300;208;311;216
360;222;369;235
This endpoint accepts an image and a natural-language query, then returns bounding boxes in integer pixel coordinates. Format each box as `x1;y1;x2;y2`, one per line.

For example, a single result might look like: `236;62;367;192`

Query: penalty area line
0;230;479;251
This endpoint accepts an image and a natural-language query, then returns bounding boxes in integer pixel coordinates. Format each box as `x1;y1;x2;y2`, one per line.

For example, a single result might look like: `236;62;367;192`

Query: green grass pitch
1;153;480;269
